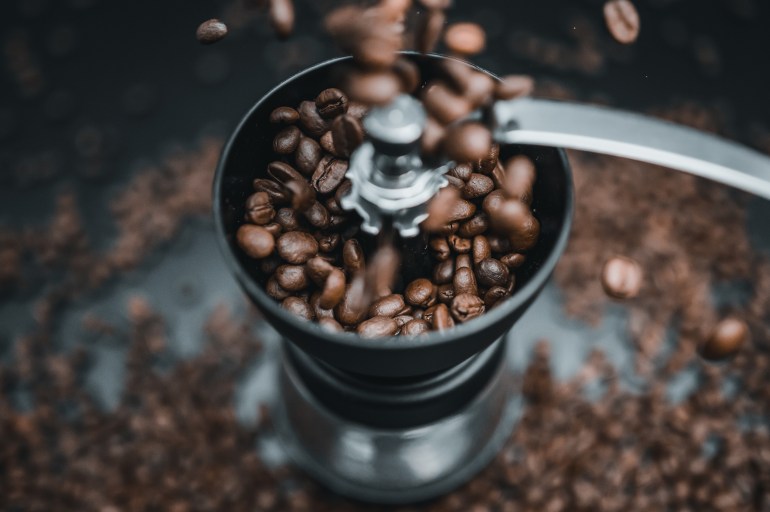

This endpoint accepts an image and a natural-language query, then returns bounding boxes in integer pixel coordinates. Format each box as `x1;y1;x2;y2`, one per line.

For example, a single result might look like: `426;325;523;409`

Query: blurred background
2;0;770;510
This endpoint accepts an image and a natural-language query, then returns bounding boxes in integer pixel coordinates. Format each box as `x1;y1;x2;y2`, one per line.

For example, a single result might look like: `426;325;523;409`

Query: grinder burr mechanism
214;53;770;506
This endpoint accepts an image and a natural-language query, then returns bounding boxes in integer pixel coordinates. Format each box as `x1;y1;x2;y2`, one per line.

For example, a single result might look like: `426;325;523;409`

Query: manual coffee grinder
214;54;770;504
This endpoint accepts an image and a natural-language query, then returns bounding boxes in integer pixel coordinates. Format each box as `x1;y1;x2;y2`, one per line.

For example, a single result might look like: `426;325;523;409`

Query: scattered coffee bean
315;88;349;119
601;256;643;299
604;0;640;45
444;22;486;55
196;19;228;45
276;231;318;264
237;225;275;259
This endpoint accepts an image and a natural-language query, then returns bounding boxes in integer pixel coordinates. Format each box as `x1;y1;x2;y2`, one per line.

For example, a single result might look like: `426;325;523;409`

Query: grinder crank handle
489;97;770;200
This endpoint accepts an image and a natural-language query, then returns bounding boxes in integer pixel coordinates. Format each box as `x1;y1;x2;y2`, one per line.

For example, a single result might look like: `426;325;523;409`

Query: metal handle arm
490;98;770;200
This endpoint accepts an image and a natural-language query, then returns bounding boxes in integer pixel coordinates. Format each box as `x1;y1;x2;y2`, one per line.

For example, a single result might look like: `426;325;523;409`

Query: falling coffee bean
699;316;748;361
494;75;535;100
443;22;486;55
415;8;446;54
444;122;493;163
269;0;295;39
196;19;228;45
603;0;640;44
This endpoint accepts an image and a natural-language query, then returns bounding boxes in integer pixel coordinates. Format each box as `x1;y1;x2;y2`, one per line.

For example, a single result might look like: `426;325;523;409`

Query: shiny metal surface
273;340;520;504
341;94;451;237
491;97;770;200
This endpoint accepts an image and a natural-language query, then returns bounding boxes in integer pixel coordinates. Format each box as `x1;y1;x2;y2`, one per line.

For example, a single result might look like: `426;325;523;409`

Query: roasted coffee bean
261;254;282;275
432;303;455;331
437;283;455;304
282;296;313;320
324;196;343;215
366;245;400;299
422;82;472;125
394;314;414;327
604;0;640;44
446;65;495;108
405;278;437;308
294;136;322;175
458;213;489;238
312;157;348;194
369;294;408;318
335;179;352;204
482;189;505;214
487;235;512;254
331;115;364;157
329;214;347;229
392;57;421;93
303;201;330;229
344;69;401;105
245;192;275;225
417;0;451;8
700;317;748;361
490;161;506;190
444;122;492;163
484;286;508;308
476;258;510;288
474;143;499;174
422;304;438;323
315;232;340;253
357;316;399;338
319;317;344;332
401;318;430;336
601;256;643;299
254;178;290;204
494;75;535;100
272;125;300;155
423;187;461;232
448;163;473;181
335;276;369;326
462;173;494;199
269;106;300;124
455;253;472;270
310;292;335;319
275;208;301;232
448;234;471;254
266;276;291;300
342;239;365;274
508;212;540;252
275;264;307;291
263;222;282;237
268;160;304;185
430;237;451;261
415;8;446;54
319;131;338;156
269;0;295;39
487;198;531;235
446;175;465;189
472;235;491;264
504;155;536;204
315;88;349;119
237;225;274;259
319;268;346;309
306;256;334;285
284;179;316;212
196;19;228;44
421;116;446;155
436;222;459;236
297;100;329;137
451;293;485;322
276;231;318;264
444;22;485;55
412;308;424;319
501;252;526;269
454;267;478;296
446;197;476;223
433;258;455;284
